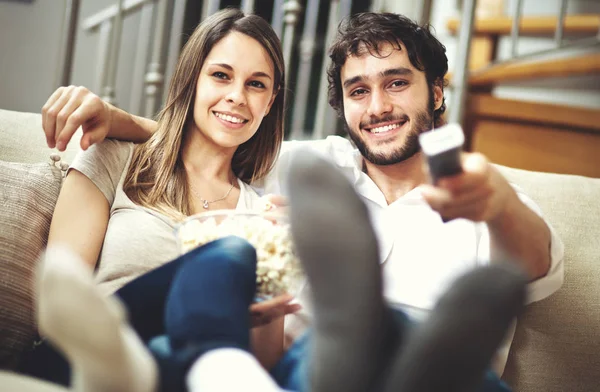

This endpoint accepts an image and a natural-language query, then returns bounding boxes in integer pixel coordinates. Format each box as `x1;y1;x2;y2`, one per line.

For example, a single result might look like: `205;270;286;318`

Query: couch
0;108;599;391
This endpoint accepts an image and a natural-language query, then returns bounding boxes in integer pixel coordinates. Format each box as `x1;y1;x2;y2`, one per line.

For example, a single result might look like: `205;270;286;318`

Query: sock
36;246;158;392
187;348;281;392
287;150;398;392
382;263;528;392
164;236;257;359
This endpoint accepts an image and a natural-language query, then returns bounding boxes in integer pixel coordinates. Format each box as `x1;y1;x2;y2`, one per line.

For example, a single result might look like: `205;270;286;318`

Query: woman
22;8;298;392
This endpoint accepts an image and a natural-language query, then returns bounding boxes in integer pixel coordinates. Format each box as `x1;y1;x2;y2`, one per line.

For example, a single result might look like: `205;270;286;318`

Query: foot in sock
382;263;528;392
187;348;282;392
164;236;258;358
287;150;398;392
36;246;158;392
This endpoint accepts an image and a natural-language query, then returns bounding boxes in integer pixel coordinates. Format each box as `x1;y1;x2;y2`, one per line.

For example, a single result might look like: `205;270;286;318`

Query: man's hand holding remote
419;125;517;224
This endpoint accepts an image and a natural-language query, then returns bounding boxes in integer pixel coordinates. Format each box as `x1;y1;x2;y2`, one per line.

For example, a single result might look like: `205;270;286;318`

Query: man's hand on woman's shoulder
42;86;112;152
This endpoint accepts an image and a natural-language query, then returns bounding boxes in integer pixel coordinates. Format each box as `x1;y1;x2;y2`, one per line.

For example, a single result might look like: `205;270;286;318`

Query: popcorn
176;211;303;300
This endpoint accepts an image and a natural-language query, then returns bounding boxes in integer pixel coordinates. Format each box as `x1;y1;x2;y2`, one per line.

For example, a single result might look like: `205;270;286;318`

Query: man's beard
344;92;435;166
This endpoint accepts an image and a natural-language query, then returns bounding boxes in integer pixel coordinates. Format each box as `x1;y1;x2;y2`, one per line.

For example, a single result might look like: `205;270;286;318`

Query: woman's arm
248;293;301;370
48;169;110;270
251;318;285;370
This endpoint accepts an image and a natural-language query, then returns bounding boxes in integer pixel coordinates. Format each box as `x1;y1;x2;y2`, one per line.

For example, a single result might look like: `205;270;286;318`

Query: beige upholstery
0;109;79;370
0;160;63;368
0;370;68;392
0;109;81;165
0;109;598;391
498;166;600;392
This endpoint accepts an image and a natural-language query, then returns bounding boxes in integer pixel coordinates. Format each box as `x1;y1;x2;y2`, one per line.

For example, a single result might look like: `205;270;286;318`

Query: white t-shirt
256;135;565;375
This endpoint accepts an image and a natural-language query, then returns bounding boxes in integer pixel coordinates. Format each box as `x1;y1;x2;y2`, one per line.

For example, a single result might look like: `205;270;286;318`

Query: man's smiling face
341;41;442;166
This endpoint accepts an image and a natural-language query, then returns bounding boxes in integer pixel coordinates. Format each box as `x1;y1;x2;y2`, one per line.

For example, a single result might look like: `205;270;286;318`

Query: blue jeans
150;306;512;392
19;235;511;392
269;310;512;392
18;236;256;391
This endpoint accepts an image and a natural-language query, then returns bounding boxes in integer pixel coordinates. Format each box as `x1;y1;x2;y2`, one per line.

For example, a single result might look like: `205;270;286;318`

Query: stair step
464;94;600;177
468;52;600;87
447;14;600;36
466;93;600;133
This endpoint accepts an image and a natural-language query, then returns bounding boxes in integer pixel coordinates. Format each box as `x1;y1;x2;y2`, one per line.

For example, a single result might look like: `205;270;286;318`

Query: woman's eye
212;72;229;80
249;80;266;89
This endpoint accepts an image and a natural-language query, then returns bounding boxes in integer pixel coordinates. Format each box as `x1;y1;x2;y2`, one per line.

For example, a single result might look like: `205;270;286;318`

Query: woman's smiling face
190;31;277;151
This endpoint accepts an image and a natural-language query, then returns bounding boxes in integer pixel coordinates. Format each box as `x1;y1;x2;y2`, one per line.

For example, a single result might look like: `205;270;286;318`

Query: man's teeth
370;123;401;133
215;112;245;124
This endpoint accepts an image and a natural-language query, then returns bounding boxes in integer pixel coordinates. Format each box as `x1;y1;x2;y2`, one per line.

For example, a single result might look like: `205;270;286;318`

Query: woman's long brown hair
123;8;285;221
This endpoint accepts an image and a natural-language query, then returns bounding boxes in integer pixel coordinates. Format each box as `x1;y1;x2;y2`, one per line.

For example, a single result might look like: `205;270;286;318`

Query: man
260;13;563;377
42;11;563;380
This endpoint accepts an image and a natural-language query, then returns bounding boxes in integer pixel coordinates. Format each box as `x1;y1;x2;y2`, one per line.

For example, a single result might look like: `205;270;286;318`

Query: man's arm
42;86;156;151
486;190;551;279
420;152;551;280
106;104;157;143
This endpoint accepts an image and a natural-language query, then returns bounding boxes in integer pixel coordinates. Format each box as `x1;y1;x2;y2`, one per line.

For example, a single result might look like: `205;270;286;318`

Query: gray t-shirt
70;139;264;295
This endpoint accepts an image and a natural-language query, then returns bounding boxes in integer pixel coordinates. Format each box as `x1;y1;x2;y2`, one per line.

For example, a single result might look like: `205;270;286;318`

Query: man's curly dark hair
327;12;449;128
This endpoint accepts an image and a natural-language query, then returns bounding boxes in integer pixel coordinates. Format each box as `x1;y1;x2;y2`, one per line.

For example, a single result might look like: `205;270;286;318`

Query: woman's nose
226;83;247;106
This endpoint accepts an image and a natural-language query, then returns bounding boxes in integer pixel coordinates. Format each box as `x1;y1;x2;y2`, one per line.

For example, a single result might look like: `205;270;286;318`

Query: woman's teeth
215;112;246;124
370;122;402;133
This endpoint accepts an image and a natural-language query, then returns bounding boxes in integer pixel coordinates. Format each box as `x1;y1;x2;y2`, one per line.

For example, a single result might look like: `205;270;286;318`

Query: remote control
419;123;465;184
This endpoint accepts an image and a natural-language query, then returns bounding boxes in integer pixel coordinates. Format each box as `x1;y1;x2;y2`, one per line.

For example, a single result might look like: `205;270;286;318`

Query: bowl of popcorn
175;210;303;301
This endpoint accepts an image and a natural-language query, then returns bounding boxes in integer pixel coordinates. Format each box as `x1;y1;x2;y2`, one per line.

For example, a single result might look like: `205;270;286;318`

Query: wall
0;0;145;114
0;0;64;112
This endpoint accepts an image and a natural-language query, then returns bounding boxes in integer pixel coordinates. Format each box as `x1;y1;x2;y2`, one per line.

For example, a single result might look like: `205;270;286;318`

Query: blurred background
1;0;599;175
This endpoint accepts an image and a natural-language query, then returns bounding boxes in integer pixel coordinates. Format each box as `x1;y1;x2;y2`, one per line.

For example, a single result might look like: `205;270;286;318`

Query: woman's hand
250;293;301;327
42;86;112;151
260;194;288;214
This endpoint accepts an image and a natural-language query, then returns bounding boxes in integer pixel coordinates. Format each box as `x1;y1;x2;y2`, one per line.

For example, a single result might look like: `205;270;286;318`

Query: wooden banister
465;52;600;87
447;14;600;36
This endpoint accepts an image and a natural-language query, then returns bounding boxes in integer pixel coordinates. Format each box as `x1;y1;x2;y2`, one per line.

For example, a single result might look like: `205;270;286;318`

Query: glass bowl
175;210;303;301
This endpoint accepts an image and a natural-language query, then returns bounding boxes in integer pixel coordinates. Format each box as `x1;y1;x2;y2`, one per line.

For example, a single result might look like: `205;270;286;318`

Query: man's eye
391;80;407;87
350;88;367;96
212;72;229;79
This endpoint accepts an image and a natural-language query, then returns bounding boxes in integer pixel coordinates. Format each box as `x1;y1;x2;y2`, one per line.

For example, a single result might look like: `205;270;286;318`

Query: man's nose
367;90;392;117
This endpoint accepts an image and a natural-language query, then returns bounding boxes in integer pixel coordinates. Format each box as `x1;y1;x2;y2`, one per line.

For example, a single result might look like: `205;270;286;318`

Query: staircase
447;6;600;178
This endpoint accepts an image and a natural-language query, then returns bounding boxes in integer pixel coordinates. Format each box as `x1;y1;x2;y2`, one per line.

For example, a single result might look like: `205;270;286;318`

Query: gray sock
382;263;528;392
287;150;397;392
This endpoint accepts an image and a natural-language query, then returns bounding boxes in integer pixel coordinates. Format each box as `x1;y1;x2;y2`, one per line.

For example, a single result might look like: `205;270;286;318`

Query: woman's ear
264;88;279;116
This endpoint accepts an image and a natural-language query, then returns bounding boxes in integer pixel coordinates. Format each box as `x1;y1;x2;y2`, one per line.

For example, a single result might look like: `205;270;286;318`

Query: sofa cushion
498;165;600;392
0;109;81;165
0;159;63;368
0;370;69;391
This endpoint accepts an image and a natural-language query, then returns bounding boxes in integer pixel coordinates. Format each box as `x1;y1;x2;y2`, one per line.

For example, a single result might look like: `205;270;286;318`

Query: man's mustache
359;114;409;129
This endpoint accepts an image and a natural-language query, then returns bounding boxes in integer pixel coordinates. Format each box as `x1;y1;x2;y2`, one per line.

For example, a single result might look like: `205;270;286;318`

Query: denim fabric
270;308;511;392
17;236;256;391
270;332;310;391
17;235;512;392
